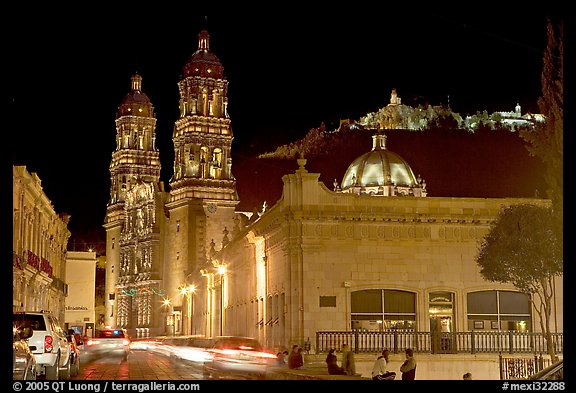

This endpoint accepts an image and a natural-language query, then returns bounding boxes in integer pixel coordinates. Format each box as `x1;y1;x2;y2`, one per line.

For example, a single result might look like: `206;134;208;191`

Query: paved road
71;349;203;380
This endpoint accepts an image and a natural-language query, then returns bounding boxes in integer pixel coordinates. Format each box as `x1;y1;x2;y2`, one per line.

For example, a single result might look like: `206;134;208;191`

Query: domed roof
118;74;154;118
341;133;426;196
183;30;224;79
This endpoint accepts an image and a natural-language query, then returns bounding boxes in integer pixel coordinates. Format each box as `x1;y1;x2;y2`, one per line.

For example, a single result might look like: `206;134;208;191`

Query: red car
66;333;81;376
85;327;130;360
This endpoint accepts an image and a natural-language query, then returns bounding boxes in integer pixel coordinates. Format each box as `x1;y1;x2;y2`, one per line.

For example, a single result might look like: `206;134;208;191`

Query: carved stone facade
13;165;71;323
105;31;238;338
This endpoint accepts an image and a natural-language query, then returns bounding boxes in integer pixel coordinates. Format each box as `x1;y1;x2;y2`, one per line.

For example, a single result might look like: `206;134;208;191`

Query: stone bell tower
165;30;239;336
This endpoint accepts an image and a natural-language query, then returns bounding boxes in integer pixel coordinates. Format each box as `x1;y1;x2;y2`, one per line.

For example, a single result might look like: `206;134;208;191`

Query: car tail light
44;336;53;353
255;351;277;360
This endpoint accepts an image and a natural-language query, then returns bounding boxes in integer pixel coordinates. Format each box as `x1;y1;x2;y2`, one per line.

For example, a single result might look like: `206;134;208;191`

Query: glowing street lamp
162;298;171;335
179;283;197;335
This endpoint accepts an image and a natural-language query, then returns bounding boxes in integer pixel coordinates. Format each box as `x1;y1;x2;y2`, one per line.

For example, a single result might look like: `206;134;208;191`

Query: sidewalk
266;359;370;380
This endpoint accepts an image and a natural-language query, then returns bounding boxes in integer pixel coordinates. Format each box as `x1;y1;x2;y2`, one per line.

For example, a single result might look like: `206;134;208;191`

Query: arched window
351;289;416;331
210;148;222;179
467;290;531;331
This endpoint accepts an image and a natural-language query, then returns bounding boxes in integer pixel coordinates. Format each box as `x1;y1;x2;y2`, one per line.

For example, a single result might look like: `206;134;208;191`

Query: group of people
325;346;417;380
325;344;355;375
276;345;306;369
281;344;471;380
371;347;417;380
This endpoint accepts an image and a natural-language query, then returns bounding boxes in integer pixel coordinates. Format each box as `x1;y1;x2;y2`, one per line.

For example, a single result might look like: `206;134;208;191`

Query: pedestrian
400;348;417;380
325;348;347;375
297;347;305;367
282;350;289;365
288;345;303;369
341;343;356;376
371;349;396;380
276;352;285;366
463;372;473;380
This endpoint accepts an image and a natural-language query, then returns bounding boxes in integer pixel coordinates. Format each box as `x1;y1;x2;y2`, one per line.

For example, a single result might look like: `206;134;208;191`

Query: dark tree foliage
476;203;562;360
519;19;563;251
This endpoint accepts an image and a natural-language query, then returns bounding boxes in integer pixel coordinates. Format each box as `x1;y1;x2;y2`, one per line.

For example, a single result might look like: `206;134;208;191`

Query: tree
520;19;563;252
476;204;562;361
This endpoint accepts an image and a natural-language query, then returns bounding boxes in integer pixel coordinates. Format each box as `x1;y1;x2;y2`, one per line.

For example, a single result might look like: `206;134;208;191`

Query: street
71;348;203;380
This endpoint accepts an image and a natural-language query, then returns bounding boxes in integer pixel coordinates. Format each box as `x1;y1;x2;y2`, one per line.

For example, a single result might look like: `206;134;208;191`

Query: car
13;311;72;380
13;324;37;380
67;329;84;348
202;336;277;380
528;359;563;380
166;336;213;365
84;327;130;360
66;333;81;377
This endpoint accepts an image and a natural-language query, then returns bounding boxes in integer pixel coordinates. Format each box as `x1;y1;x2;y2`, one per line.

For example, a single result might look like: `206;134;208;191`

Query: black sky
8;8;560;251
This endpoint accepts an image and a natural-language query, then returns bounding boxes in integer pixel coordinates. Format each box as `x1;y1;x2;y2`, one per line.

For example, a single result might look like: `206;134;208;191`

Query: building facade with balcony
212;152;563;354
13;165;71;323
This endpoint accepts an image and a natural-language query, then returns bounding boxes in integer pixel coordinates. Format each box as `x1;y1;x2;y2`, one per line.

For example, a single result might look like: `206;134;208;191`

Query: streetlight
179;283;196;335
162;298;171;335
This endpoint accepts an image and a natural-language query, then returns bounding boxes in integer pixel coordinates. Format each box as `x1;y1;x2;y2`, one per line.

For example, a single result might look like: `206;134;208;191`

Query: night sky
9;8;560;251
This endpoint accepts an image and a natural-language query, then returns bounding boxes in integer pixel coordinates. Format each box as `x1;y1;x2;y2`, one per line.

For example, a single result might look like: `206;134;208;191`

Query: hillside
232;127;547;212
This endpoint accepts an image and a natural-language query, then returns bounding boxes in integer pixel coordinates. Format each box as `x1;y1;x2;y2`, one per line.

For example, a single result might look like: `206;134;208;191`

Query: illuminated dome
118;74;154;117
183;30;224;79
339;132;427;197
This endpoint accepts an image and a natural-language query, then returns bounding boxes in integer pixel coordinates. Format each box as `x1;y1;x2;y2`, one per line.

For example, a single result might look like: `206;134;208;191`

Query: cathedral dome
340;132;426;197
118;74;154;117
183;30;224;79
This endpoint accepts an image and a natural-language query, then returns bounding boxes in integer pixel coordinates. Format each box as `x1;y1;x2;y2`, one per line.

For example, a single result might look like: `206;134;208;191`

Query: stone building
64;251;97;338
213;153;562;351
104;30;237;338
103;30;563;350
13;165;71;323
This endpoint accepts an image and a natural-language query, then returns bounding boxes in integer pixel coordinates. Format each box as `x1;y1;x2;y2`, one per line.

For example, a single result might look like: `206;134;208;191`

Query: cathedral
104;30;563;352
104;30;238;338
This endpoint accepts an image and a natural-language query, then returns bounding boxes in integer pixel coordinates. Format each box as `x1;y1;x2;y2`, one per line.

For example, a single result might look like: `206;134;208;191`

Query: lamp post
162;298;171;335
180;284;196;335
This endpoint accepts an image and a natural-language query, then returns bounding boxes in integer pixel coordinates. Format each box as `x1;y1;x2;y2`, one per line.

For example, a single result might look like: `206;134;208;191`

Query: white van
13;311;72;380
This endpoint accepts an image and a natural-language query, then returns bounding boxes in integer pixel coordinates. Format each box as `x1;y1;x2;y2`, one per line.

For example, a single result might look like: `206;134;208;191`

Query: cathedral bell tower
104;74;163;331
165;30;239;337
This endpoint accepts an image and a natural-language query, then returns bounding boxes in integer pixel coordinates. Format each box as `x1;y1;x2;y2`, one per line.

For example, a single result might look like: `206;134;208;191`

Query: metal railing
499;354;552;379
316;330;563;355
